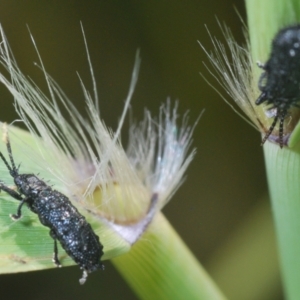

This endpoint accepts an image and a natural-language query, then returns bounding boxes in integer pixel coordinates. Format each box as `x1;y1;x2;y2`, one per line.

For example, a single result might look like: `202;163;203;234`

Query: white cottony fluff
0;25;196;238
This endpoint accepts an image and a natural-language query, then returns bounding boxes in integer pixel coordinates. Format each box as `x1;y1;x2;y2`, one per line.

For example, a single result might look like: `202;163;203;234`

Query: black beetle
0;128;104;284
256;24;300;148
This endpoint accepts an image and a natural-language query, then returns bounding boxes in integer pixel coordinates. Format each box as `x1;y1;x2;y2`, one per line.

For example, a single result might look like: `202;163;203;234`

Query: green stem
246;1;300;298
263;143;300;299
112;212;227;300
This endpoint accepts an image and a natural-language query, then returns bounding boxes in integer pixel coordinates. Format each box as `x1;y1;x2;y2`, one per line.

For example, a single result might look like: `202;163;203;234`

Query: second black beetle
256;24;300;148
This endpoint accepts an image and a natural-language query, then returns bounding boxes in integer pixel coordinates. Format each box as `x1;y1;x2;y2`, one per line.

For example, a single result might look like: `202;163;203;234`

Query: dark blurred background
0;1;282;300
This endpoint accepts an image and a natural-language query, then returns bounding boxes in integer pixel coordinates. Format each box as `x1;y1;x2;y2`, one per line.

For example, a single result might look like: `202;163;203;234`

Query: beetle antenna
2;123;18;175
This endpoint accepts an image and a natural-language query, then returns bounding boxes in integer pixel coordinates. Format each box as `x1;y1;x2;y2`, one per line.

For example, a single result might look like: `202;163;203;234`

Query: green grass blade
0;125;130;273
263;142;300;299
246;1;300;298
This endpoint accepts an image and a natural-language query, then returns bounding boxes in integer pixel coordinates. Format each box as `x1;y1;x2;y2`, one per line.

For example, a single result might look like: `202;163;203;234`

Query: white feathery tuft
0;25;196;233
199;21;264;132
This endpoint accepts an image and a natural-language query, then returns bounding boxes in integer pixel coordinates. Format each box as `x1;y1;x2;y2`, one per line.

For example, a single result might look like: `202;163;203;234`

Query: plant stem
112;212;227;300
246;0;300;298
263;143;300;299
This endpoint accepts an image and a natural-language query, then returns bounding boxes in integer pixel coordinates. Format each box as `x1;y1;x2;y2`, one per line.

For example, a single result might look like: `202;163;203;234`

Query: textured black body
0;133;104;284
256;24;300;147
17;175;104;275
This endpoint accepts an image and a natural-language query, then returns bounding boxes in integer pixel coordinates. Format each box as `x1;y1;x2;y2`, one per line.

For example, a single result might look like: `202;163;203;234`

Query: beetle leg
0;182;23;201
10;196;30;220
79;269;88;285
50;230;61;267
0;182;28;219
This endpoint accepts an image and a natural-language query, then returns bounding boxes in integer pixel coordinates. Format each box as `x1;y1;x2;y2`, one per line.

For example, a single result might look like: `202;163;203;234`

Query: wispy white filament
127;101;197;208
199;22;263;132
0;25;196;239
